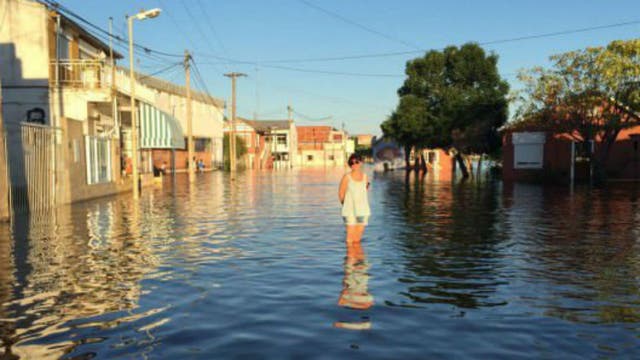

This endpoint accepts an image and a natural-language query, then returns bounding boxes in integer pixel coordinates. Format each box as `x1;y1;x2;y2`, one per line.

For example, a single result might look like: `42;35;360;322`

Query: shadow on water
0;197;165;358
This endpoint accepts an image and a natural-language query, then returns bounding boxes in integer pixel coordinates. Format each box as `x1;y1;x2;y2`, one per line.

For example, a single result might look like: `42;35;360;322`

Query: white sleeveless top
341;173;371;217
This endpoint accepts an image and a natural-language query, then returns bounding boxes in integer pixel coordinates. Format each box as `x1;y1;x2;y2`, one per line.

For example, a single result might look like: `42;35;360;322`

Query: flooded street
2;168;640;359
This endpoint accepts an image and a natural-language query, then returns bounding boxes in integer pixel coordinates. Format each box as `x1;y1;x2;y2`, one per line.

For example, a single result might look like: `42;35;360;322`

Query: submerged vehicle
372;137;405;172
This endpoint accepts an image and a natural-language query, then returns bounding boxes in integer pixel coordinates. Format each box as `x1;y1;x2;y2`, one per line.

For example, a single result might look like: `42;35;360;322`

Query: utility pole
224;72;246;172
287;104;293;168
0;75;9;221
128;14;140;199
185;50;194;182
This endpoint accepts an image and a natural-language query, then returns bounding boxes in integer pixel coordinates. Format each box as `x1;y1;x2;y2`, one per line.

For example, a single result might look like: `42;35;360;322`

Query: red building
503;125;640;182
297;126;332;150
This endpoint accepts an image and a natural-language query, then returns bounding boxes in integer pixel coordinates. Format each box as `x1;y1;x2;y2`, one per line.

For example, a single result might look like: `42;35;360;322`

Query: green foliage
516;39;640;180
381;43;509;156
354;145;372;159
223;133;248;170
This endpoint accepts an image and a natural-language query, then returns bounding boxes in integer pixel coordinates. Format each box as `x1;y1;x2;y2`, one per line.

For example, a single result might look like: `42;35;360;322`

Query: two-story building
244;120;297;169
297;125;352;167
1;0;130;210
1;0;190;211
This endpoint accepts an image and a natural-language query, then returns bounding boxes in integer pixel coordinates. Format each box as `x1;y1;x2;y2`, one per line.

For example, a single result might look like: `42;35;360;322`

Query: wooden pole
224;72;246;172
185;50;194;182
128;16;139;199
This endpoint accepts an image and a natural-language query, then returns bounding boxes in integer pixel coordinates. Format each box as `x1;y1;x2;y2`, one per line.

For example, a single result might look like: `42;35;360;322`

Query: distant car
372;137;405;172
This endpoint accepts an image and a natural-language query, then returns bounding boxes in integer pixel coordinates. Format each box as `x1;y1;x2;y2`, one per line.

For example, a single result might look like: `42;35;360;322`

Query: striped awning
139;102;185;149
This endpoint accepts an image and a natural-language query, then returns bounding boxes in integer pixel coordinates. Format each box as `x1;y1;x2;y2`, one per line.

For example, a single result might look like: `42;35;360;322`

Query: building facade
245;120;297;169
297;125;351;167
1;0;225;212
1;0;132;209
503;125;640;182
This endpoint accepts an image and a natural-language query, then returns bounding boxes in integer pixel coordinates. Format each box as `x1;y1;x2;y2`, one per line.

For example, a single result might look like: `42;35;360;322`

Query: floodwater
1;168;640;359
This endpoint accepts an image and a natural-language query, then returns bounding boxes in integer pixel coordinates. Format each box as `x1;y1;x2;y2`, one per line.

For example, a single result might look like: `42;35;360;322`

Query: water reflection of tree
505;183;640;324
0;198;162;358
384;174;508;309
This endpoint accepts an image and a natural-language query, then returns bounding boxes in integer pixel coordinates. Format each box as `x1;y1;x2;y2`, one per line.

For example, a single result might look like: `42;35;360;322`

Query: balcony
50;60;111;89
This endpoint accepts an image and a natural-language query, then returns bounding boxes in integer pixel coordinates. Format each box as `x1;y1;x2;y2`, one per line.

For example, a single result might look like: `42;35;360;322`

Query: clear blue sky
59;0;640;135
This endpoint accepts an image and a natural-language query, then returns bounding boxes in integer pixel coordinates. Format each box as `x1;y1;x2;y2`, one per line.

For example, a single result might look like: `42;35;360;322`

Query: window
85;136;112;184
72;139;80;163
328;155;335;161
513;132;545;169
307;155;314;161
195;138;212;152
277;134;287;145
57;33;71;59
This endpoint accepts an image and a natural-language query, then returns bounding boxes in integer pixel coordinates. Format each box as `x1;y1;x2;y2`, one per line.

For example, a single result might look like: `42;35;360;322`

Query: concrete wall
0;0;51;84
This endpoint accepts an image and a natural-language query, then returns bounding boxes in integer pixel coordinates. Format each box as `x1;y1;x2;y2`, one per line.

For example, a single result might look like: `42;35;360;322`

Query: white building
0;0;224;210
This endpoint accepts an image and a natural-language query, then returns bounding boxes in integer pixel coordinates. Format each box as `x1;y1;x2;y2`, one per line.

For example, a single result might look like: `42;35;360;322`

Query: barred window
85;136;112;185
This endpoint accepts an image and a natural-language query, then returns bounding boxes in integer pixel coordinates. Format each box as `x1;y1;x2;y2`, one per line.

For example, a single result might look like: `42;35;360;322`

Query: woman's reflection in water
334;241;373;330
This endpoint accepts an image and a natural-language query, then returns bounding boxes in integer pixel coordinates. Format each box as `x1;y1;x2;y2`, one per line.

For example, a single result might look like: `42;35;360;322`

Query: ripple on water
2;171;640;358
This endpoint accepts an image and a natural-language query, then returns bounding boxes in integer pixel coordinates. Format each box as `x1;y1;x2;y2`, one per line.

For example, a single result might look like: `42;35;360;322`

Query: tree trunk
455;153;469;178
477;156;483;178
593;132;618;184
419;152;428;173
404;146;412;171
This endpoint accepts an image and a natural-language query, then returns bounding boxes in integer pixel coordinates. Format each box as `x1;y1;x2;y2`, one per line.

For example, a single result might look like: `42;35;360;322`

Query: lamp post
127;8;161;199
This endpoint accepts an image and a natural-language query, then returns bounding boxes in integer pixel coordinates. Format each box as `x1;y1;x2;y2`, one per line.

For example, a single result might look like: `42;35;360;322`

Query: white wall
0;0;50;85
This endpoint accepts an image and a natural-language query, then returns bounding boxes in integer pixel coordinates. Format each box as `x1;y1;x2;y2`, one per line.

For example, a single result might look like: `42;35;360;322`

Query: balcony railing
50;60;111;89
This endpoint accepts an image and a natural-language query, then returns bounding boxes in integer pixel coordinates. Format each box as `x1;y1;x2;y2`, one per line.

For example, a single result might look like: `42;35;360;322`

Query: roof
241;119;291;132
118;66;225;108
44;5;124;59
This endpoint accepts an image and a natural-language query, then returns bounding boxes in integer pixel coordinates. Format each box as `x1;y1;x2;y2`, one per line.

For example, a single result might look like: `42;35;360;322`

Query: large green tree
516;39;640;181
381;43;509;176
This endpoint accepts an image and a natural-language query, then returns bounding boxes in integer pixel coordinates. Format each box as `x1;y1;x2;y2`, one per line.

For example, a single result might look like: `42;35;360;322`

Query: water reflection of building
0;198;161;358
503;182;640;323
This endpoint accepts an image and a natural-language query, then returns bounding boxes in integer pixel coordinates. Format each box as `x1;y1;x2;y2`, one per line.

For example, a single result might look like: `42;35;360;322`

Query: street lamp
127;8;161;199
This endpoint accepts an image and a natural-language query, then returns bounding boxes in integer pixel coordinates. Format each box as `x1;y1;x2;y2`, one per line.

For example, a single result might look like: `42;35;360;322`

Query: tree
516;39;640;182
223;133;248;170
380;95;433;169
382;43;509;176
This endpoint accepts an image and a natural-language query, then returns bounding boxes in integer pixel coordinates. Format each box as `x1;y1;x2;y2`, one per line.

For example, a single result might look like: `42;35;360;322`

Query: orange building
503;124;640;182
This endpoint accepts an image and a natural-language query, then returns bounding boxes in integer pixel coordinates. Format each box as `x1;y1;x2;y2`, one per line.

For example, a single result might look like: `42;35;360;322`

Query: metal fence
9;123;60;214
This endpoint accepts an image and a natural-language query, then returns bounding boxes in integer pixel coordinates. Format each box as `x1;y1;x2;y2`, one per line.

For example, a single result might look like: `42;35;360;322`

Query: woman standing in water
339;154;371;253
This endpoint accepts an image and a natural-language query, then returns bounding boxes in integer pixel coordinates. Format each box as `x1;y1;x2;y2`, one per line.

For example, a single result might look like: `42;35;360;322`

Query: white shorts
343;216;369;226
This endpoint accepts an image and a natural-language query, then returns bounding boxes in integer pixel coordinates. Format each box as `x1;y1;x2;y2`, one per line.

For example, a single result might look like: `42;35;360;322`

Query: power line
297;0;420;50
138;62;183;80
195;0;228;54
293;109;333;122
237;18;640;64
197;61;402;78
40;0;183;59
156;0;199;51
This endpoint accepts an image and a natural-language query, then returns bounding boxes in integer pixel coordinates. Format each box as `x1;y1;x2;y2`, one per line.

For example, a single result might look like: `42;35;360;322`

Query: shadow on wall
1;43;52;215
